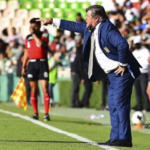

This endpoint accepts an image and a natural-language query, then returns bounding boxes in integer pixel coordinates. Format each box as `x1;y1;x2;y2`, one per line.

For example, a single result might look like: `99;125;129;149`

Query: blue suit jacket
59;18;141;82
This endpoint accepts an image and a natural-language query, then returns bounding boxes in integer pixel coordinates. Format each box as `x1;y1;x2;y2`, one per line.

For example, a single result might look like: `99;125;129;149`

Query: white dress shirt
94;23;119;74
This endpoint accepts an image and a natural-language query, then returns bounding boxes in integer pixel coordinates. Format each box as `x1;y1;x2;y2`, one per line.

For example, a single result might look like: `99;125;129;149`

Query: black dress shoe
98;139;118;145
108;140;132;147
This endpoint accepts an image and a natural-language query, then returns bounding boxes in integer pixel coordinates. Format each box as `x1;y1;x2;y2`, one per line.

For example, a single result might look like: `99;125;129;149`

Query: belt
29;59;46;62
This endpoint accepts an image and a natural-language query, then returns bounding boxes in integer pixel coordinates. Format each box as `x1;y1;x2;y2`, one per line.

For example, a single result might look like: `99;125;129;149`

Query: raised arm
37;18;86;34
59;19;85;34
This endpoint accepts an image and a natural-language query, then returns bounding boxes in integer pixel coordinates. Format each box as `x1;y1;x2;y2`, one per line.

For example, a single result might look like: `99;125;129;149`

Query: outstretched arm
37;18;86;34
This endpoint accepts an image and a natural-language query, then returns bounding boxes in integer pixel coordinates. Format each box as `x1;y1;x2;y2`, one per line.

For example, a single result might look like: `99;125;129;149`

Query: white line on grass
0;109;118;150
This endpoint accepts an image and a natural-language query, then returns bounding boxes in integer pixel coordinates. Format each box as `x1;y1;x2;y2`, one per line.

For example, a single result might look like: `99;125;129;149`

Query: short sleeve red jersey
25;32;49;59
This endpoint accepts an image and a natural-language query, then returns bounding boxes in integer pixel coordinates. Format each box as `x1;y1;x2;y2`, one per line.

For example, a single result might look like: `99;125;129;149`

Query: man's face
30;23;40;33
77;15;81;21
85;10;98;28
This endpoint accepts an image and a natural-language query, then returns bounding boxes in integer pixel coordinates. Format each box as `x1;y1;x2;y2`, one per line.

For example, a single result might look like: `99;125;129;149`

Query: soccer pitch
0;103;150;150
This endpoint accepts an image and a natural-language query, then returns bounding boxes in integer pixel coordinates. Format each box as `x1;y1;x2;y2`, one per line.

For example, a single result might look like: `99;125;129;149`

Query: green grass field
0;103;150;150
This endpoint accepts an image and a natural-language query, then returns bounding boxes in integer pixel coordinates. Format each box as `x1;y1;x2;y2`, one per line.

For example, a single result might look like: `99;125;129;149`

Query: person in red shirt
22;18;50;121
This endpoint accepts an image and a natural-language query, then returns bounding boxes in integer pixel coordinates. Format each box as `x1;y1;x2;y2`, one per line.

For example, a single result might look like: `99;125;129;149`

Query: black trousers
71;73;81;107
81;77;93;107
134;73;150;110
101;76;109;107
7;73;14;101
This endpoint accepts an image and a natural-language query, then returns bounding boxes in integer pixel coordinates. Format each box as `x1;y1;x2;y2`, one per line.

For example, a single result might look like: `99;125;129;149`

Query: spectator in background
56;29;66;45
109;3;124;28
141;22;150;48
0;53;7;75
124;1;139;22
65;32;76;54
73;35;93;108
49;36;59;51
43;28;54;45
69;38;84;108
6;40;23;63
8;27;24;47
142;4;150;21
128;29;136;51
0;39;8;55
102;0;116;12
75;13;84;42
49;36;66;60
1;28;9;43
80;66;93;108
0;52;15;101
48;50;58;106
5;56;15;101
49;36;62;51
96;77;109;110
139;0;150;18
75;13;85;23
132;38;150;111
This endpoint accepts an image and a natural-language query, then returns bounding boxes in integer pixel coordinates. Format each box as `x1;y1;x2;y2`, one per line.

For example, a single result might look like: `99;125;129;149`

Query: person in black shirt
0;39;8;55
70;37;84;107
80;66;93;108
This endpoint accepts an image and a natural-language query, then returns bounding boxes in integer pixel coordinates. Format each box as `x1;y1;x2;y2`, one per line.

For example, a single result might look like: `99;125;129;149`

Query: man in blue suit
37;5;141;147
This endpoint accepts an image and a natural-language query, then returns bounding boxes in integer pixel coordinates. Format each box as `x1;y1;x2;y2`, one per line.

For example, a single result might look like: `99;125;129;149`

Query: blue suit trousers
107;69;134;141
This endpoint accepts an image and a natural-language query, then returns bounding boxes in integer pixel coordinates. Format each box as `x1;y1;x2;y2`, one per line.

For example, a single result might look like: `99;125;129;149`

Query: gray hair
86;5;108;22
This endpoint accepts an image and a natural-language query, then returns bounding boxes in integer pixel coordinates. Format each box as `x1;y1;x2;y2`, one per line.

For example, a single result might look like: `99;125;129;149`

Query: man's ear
96;16;100;23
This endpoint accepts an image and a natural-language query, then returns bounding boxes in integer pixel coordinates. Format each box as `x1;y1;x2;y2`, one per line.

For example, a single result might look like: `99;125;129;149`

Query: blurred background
0;0;150;112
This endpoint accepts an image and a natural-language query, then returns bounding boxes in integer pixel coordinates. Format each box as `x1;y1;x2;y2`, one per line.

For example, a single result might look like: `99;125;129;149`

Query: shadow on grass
50;119;108;126
119;145;150;150
0;140;150;149
0;140;87;144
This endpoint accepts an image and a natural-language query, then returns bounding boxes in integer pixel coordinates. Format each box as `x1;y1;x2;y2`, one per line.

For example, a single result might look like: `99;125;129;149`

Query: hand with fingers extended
36;18;53;26
115;65;126;76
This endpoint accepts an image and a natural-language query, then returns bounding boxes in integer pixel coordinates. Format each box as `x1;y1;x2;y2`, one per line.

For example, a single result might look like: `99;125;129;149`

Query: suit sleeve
53;18;86;34
107;29;129;66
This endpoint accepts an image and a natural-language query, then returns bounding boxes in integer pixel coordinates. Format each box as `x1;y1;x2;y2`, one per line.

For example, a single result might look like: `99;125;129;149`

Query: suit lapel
83;31;91;54
98;22;105;46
